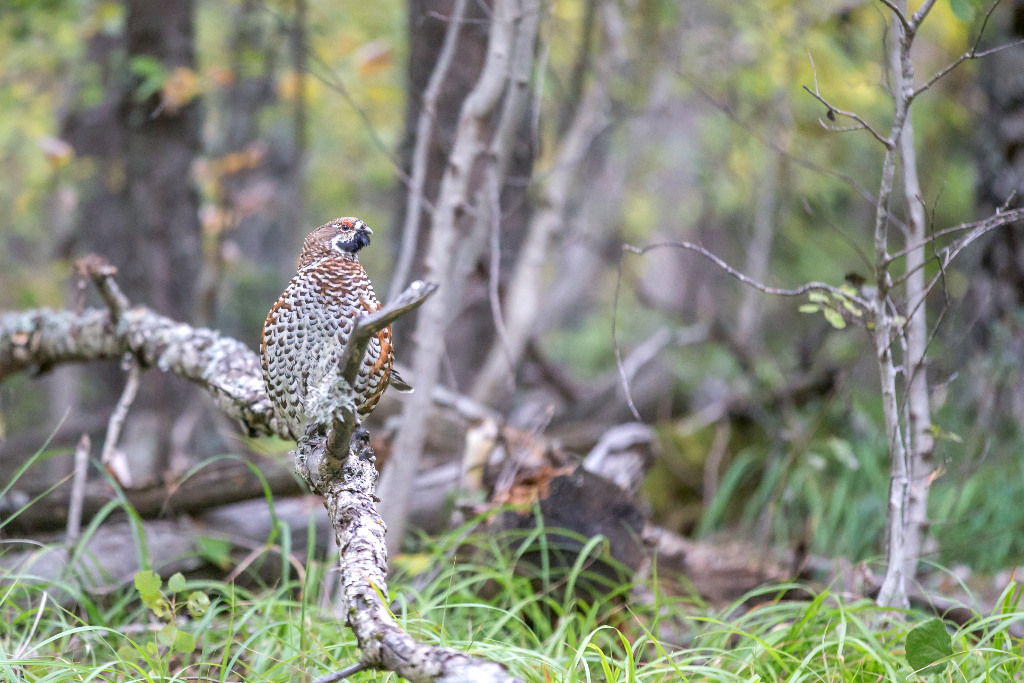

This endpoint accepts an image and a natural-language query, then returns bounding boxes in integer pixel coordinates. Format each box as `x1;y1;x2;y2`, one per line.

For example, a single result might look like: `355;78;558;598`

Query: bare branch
75;255;129;325
611;240;869;420
380;0;526;556
973;0;1004;52
472;4;611;401
877;0;912;33
801;84;893;148
887;207;1024;262
289;281;517;683
100;361;142;484
312;435;522;683
623;241;869;306
912;38;1024;100
909;0;939;30
306;281;438;487
0;306;292;441
891;208;1024;289
65;433;91;546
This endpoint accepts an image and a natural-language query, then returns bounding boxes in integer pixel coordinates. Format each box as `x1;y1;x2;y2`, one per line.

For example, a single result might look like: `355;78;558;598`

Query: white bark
378;0;521;556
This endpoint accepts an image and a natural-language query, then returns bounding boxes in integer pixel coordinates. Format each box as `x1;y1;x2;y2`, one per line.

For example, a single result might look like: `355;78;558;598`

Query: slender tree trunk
874;0;916;610
899;99;934;586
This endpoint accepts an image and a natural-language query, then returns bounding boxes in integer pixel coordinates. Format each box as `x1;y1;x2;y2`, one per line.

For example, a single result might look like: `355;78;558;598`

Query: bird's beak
364;226;373;235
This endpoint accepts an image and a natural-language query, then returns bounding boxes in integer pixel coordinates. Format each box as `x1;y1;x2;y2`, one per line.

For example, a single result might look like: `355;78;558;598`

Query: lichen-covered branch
307;436;521;683
286;283;522;682
0;302;293;440
3;260;516;681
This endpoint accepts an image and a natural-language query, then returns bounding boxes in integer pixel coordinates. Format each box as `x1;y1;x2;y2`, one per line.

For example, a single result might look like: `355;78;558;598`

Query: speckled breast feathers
260;218;395;433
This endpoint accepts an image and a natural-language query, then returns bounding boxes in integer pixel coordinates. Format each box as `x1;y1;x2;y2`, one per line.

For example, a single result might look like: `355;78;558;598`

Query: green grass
2;519;1024;682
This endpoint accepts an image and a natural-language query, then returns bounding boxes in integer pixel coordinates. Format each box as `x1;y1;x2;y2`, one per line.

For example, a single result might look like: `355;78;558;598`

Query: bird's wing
389;366;414;393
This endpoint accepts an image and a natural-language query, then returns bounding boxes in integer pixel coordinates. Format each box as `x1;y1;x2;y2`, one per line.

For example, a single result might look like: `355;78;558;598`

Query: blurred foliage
2;0;1023;574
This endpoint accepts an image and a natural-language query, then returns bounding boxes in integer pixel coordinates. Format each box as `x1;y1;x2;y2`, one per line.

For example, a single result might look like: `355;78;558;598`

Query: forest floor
3;518;1023;682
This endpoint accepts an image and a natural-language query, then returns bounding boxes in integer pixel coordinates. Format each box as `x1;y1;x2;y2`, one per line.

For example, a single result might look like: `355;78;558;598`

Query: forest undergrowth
2;503;1023;683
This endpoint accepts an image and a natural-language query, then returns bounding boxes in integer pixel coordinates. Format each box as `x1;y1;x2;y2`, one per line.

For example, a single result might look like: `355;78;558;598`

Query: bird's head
300;217;373;266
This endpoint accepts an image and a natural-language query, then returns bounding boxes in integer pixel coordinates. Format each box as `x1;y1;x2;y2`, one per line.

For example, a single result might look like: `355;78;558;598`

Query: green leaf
172;629;196;654
128;55;166;102
798;304;820;314
948;0;979;22
930;424;963;444
151;598;171;620
838;283;859;296
906;618;952;674
187;591;211;617
841;299;863;317
145;641;159;656
808;291;830;304
134;570;162;607
158;623;177;647
167;572;186;594
117;643;139;662
196;536;233;570
822;308;847;329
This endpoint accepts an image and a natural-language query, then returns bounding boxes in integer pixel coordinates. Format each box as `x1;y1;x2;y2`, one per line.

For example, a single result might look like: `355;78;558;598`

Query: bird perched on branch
261;217;410;434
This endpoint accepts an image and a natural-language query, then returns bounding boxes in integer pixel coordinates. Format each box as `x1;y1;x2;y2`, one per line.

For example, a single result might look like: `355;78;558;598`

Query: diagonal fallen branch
293;280;522;683
0;257;521;683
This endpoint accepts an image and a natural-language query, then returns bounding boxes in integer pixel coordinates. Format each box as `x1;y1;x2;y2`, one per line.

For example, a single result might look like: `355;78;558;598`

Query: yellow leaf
36;136;75;170
354;39;393;77
162;66;201;112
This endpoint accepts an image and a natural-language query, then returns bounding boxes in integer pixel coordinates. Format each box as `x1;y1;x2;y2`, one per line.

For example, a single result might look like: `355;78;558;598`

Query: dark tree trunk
56;0;205;477
63;0;203;322
975;2;1024;314
967;0;1024;422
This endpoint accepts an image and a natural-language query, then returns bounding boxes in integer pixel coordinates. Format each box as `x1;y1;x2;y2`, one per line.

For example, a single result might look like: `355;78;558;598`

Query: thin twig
877;0;912;33
685;77;908;234
801;84;893;148
887;208;1024;262
800;197;874;271
909;0;939;29
65;434;91;546
100;360;142;477
612;255;642;421
313;662;368;683
612;240;868;422
912;36;1024;101
623;242;869;306
76;255;130;325
891;208;1024;288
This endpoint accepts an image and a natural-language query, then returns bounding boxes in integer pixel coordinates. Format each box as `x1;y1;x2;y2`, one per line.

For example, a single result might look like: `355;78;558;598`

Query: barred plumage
260;217;401;434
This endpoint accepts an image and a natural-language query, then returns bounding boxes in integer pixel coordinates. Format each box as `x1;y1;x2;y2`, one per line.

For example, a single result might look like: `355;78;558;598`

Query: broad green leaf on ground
906;618;952;675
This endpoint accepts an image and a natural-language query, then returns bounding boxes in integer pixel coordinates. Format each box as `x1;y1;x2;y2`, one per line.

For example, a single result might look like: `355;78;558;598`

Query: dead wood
2;257;521;682
1;454;304;534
